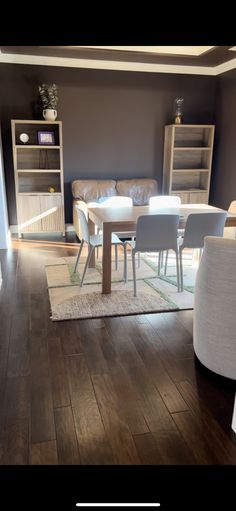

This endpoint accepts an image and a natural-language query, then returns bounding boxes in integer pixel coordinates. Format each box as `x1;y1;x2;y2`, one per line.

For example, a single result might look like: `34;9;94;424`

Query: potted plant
38;83;58;121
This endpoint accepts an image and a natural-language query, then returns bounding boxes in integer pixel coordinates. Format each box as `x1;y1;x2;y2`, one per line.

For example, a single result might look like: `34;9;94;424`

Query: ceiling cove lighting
75;46;215;56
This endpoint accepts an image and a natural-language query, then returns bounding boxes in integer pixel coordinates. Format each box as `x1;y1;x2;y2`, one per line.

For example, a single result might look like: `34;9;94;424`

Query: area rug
45;252;195;321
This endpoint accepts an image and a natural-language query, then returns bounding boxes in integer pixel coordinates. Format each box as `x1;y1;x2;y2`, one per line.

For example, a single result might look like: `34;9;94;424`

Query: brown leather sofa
72;178;158;239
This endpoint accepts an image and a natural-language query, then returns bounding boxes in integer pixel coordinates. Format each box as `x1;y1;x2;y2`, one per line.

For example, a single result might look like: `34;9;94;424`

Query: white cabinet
17;195;42;233
17;194;64;234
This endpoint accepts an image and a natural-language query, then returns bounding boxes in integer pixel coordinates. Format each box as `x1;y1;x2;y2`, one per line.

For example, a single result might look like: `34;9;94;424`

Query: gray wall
210;68;236;209
0;63;216;224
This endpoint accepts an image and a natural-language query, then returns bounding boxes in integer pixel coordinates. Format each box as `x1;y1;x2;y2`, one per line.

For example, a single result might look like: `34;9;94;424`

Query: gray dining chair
124;214;180;296
73;206;125;287
176;212;227;292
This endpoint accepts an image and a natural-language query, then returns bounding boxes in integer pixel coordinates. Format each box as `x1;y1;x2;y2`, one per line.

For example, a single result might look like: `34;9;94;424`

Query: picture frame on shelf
38;131;55;145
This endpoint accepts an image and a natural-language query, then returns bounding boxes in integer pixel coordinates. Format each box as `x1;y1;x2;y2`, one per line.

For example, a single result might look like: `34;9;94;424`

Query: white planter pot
43;109;57;121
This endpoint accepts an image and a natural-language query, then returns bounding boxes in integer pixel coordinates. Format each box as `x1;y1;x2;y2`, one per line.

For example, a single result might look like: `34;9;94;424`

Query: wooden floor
0;233;236;465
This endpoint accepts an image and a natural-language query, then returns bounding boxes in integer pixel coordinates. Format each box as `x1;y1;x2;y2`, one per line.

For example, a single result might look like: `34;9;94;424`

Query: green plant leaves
38;83;58;109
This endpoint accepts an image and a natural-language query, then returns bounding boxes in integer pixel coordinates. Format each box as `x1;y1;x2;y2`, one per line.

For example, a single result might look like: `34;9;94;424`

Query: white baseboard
10;224;76;234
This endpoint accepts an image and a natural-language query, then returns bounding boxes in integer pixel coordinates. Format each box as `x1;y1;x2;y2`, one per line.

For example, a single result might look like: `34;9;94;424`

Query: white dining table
87;203;236;294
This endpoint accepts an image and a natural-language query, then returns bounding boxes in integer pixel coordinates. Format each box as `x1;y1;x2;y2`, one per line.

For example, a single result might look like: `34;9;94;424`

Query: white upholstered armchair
193;236;236;380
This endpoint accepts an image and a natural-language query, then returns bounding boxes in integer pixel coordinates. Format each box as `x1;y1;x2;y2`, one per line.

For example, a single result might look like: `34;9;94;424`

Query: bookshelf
11;120;65;237
162;124;215;204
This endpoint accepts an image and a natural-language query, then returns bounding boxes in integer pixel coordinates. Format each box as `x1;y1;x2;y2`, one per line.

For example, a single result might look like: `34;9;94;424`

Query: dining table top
88;203;236;229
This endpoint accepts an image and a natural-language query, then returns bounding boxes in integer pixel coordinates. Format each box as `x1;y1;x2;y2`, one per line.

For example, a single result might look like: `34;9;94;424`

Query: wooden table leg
88;217;95;268
102;222;112;294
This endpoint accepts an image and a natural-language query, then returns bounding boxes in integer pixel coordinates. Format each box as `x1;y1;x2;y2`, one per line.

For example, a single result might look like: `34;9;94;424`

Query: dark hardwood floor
0;233;236;465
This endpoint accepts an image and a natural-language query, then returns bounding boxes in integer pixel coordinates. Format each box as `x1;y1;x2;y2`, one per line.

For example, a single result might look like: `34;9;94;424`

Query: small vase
43;109;57;121
173;98;184;124
174;114;183;124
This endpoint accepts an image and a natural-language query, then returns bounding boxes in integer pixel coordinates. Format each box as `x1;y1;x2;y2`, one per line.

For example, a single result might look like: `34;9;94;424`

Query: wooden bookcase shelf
15;145;61;149
11;120;65;236
162;124;215;204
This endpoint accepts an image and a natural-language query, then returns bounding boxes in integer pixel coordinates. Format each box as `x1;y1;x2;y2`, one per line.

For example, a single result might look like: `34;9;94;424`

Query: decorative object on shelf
19;133;29;144
48;186;56;193
174;98;184;124
38;131;55;145
43;109;57;121
38;83;58;121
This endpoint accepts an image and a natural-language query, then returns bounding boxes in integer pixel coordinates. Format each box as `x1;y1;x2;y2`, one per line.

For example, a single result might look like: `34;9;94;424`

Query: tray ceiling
0;46;236;75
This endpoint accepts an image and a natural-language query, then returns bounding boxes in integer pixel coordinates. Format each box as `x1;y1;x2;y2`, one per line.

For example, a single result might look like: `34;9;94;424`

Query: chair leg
164;250;169;275
160;251;164;268
74;239;84;273
175;250;180;292
96;228;101;259
137;251;140;268
132;250;137;297
115;244;118;271
80;245;94;287
179;248;183;292
158;251;161;276
123;244;127;282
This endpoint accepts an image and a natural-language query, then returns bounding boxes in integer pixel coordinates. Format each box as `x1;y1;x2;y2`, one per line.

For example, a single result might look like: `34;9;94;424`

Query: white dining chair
73;206;125;287
124;214;180;296
177;212;227;292
149;195;181;268
99;195;133;207
96;195;135;264
149;195;181;207
97;195;133;237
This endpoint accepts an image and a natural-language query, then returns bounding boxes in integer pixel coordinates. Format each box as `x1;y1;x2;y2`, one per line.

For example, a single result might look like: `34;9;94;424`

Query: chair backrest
182;212;227;249
149;195;181;207
74;206;90;243
228;200;236;213
135;214;180;252
100;195;133;207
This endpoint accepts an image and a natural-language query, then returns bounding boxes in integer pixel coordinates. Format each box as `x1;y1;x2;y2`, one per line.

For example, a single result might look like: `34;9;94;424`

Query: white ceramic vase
43;109;57;121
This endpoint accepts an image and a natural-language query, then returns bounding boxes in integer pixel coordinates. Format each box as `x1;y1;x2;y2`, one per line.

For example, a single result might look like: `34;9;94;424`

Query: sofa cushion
116;178;158;205
72;179;117;201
